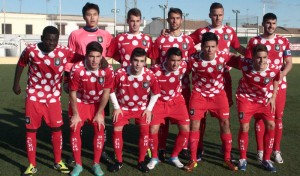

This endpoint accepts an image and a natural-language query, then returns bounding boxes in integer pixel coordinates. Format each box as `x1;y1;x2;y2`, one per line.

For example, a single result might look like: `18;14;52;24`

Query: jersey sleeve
187;37;196;57
283;38;292;59
149;72;161;95
17;47;30;67
146;37;153;57
229;29;241;50
103;65;115;89
189;29;201;45
68;31;77;50
244;38;255;58
69;66;80;91
226;55;242;70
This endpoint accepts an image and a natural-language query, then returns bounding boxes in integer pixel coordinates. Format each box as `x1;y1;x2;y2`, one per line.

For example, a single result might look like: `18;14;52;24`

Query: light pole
232;10;240;35
159;4;167;28
111;0;120;37
183;13;189;34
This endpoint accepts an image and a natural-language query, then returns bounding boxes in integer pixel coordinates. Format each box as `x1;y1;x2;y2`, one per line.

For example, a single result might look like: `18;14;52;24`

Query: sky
1;0;300;28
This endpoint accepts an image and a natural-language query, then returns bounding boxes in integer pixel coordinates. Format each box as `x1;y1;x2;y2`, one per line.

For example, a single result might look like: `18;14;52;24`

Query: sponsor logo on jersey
142;40;147;46
54;58;61;66
223;34;229;40
97;36;103;43
143;81;150;88
98;76;105;84
264;77;271;84
25;116;30;124
189;109;195;115
182;43;188;50
275;44;280;51
238;112;244;119
216;64;223;71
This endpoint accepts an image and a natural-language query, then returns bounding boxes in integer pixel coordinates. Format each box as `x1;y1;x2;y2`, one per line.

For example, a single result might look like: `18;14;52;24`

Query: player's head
127;8;142;34
40;26;59;53
252;44;269;71
209;2;224;28
82;2;100;28
85;41;103;71
262;13;277;36
165;47;182;71
167;8;183;31
201;32;218;60
130;47;147;75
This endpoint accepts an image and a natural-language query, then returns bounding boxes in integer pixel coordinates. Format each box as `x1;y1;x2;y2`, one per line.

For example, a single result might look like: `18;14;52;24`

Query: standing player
245;13;292;163
12;26;82;176
147;47;190;170
188;2;245;160
183;32;237;172
108;48;161;173
68;42;114;176
150;7;196;161
107;8;152;67
67;2;113;164
227;44;280;172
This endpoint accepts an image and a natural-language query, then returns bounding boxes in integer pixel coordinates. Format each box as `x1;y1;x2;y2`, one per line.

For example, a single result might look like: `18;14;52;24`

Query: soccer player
66;2;113;164
227;44;280;172
183;32;237;172
147;47;190;170
68;41;114;176
150;7;195;161
12;26;82;176
245;13;292;163
108;47;161;173
107;8;152;67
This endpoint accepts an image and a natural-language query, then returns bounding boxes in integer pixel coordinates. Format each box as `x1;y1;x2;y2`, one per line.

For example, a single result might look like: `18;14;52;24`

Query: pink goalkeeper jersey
106;32;152;67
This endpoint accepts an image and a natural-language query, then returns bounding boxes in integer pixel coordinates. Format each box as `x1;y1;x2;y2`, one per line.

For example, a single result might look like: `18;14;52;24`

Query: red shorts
236;96;275;124
25;99;63;129
189;90;229;120
68;102;104;125
275;88;286;119
113;110;148;127
151;97;189;125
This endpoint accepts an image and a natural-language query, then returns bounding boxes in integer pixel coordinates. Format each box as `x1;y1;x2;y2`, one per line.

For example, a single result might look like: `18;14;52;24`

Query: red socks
52;130;62;164
221;133;232;161
263;129;275;160
139;125;149;162
26;131;37;166
273;119;283;151
171;131;189;157
149;133;159;158
255;119;265;151
93;124;104;164
189;131;200;161
238;131;248;159
113;130;123;162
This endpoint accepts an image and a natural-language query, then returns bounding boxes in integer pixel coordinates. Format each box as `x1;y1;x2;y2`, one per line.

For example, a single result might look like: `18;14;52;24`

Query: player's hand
70;114;82;132
93;113;105;131
161;28;170;36
112;109;123;123
13;83;21;95
279;71;285;83
266;96;276;113
142;109;152;124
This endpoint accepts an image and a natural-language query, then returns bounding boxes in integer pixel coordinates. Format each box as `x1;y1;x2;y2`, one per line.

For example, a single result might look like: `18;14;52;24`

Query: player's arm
69;90;82;132
281;56;292;82
110;92;122;123
234;45;246;56
93;88;110;131
12;64;25;95
226;53;241;70
143;93;160;124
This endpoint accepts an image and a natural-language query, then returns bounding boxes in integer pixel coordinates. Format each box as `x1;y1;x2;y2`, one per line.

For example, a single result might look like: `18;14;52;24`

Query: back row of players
13;2;292;176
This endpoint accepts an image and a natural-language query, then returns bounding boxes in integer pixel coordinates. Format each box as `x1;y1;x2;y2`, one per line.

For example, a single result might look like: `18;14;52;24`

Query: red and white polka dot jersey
18;43;81;103
107;33;152;67
188;51;231;97
189;25;241;52
150;61;187;102
69;61;114;104
150;33;196;63
112;67;160;111
227;57;280;104
245;35;291;90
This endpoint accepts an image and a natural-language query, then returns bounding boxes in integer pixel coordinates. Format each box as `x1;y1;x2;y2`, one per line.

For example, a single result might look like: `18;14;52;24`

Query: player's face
130;56;146;75
209;8;224;28
263;19;277;36
41;33;59;53
167;12;182;31
85;51;102;71
201;40;217;60
253;51;268;71
127;15;141;34
84;9;99;28
166;55;182;71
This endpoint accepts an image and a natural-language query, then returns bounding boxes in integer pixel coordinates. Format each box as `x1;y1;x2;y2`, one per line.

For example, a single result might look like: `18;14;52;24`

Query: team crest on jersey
97;36;103;43
98;76;105;84
54;58;61;66
275;44;281;51
238;112;244;119
189;109;195;116
142;40;147;46
264;77;271;84
182;43;188;50
143;81;150;88
25;116;30;124
223;34;229;40
216;64;223;71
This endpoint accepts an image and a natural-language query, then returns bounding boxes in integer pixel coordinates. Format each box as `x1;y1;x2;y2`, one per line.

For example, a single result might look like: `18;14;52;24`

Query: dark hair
201;32;218;46
209;2;223;13
42;26;59;36
82;2;99;16
86;41;103;55
168;8;182;18
130;47;147;62
127;8;142;21
263;13;277;23
166;47;182;60
252;44;268;57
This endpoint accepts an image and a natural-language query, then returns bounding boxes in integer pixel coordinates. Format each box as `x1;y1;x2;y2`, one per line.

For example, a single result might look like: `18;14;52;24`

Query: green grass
0;64;300;176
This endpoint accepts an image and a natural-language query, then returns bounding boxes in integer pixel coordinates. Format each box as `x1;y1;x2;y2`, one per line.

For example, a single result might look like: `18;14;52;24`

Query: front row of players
13;26;280;176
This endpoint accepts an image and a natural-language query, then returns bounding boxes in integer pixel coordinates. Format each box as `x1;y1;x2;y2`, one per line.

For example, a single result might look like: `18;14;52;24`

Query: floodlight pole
232;9;240;35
